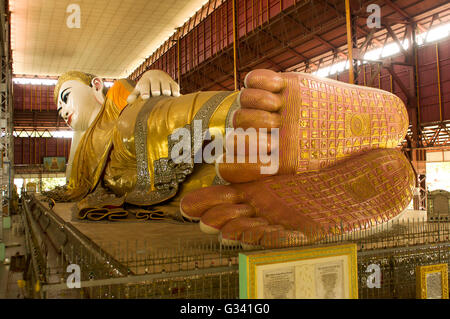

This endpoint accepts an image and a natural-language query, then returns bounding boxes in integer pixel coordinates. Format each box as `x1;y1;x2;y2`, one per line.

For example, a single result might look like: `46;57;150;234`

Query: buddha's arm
106;91;239;205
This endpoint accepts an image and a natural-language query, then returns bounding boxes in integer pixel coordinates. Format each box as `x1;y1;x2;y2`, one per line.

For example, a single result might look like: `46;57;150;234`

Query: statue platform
30;194;229;277
33;194;430;258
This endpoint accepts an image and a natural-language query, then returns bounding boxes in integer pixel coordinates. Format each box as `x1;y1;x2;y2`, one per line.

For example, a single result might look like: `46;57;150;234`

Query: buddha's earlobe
92;77;103;91
91;77;105;104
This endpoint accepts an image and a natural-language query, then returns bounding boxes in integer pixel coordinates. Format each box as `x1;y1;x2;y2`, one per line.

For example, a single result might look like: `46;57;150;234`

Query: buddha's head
54;71;106;130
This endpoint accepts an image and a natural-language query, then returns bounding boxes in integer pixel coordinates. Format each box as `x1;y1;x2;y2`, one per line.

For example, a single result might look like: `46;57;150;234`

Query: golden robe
67;79;238;207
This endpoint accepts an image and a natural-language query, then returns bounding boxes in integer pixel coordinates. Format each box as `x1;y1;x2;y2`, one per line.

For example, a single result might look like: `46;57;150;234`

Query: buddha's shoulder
108;78;136;94
106;79;136;112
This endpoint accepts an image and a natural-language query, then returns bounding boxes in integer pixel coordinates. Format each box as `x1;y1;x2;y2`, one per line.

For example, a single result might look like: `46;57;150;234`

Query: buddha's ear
91;77;105;104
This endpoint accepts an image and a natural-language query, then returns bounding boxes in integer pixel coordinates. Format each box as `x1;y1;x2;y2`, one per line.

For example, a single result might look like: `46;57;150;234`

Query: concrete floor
39;196;219;252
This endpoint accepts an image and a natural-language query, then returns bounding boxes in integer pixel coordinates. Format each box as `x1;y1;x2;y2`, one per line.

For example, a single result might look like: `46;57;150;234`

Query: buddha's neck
87;105;101;128
66;97;119;182
66;102;102;180
66;130;85;180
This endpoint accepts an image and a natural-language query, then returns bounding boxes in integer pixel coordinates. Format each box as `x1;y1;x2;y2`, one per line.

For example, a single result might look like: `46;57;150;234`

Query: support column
232;0;240;90
411;24;420;146
176;30;182;89
0;0;14;239
436;43;442;123
409;23;426;211
345;0;358;84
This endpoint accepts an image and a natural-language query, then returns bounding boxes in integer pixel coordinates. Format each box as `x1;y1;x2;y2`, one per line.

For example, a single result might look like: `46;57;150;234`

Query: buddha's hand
217;69;408;184
127;70;180;103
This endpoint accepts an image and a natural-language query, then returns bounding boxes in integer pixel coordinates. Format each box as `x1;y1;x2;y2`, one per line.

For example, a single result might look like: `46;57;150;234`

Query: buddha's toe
217;127;279;183
244;69;285;92
219;217;270;246
233;108;281;130
240;224;285;249
180;185;243;221
199;203;256;234
219;70;285;185
225;128;278;156
216;156;278;183
238;88;283;112
259;229;307;249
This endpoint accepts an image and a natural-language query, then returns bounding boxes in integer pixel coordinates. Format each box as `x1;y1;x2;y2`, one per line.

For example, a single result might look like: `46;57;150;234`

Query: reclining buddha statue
50;68;415;248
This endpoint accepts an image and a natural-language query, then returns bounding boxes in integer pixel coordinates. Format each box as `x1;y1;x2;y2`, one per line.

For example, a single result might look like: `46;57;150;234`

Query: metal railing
20;193;450;299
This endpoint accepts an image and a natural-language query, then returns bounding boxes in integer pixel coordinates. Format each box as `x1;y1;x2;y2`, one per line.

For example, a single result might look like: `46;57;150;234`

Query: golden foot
218;69;409;183
181;148;415;248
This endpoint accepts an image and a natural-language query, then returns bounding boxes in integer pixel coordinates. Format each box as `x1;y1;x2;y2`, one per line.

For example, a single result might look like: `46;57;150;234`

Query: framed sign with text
416;263;449;299
239;243;358;299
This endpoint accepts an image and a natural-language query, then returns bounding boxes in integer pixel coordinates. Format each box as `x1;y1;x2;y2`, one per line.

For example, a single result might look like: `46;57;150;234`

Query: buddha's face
56;78;105;131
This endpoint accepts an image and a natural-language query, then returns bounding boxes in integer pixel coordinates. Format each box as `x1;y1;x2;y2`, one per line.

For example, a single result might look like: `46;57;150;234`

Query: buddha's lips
67;114;73;125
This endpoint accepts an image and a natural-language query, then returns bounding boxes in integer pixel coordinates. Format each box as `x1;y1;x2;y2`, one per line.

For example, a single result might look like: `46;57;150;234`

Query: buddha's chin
67;113;73;126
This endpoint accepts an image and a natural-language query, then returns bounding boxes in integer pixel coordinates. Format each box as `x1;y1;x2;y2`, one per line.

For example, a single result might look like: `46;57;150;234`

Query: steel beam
384;0;427;32
232;0;239;90
0;0;13;232
345;0;356;84
280;10;347;59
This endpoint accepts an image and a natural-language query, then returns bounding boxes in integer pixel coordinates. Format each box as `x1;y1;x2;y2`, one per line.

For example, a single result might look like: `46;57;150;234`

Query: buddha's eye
62;91;70;104
60;87;71;104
